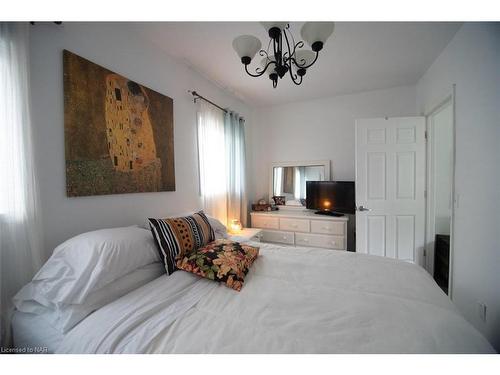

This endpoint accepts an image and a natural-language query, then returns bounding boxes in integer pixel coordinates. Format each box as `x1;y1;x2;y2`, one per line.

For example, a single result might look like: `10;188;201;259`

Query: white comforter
56;243;494;353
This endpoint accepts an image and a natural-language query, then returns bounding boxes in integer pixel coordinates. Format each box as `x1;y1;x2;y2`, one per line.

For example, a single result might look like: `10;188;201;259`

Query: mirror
270;161;330;206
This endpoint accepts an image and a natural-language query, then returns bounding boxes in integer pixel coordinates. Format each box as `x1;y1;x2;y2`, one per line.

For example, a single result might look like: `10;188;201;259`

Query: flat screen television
306;181;355;216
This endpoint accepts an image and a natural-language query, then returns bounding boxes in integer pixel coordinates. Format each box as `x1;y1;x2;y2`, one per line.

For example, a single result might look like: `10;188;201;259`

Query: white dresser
250;209;348;251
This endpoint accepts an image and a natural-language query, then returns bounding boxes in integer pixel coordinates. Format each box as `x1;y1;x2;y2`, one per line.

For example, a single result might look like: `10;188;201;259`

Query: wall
416;23;500;350
250;85;417;200
250;85;417;251
29;23;251;259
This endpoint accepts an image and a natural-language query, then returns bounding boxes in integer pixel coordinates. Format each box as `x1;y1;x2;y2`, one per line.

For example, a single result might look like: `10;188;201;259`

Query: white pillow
207;216;228;239
15;263;164;333
13;226;161;309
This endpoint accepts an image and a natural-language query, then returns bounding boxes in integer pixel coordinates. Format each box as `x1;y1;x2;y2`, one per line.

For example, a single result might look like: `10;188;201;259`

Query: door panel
367;152;386;199
356;117;425;265
396;151;415;199
367;215;386;256
396;215;415;260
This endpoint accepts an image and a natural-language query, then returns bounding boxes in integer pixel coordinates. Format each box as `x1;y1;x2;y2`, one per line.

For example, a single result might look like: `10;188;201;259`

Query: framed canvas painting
63;49;175;196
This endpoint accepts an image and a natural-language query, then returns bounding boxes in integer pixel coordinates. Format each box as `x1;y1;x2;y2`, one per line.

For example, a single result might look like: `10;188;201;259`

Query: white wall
29;23;251;258
250;85;417;201
416;23;500;350
250;85;417;252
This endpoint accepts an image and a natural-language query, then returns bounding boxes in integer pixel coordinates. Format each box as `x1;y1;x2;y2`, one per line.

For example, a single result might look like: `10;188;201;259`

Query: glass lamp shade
260;22;288;32
232;35;262;62
300;22;335;48
294;49;316;68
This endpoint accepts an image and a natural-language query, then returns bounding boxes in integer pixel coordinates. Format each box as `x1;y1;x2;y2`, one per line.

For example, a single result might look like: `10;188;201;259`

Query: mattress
11;311;64;354
54;242;495;354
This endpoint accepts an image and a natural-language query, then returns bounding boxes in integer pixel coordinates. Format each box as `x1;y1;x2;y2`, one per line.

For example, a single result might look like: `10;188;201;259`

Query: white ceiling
132;22;461;107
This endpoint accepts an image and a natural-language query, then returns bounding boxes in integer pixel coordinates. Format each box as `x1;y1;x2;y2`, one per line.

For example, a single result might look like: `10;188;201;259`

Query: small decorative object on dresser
251;210;348;251
251;203;272;211
272;195;286;205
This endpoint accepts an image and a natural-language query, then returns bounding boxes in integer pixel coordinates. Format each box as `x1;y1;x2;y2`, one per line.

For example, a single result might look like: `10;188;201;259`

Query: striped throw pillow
148;211;215;275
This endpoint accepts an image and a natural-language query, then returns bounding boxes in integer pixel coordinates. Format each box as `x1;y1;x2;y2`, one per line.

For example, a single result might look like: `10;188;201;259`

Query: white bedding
12;312;64;353
55;243;494;353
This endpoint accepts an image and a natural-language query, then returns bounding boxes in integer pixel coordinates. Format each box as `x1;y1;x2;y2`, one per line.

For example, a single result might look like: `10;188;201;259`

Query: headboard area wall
29;22;251;259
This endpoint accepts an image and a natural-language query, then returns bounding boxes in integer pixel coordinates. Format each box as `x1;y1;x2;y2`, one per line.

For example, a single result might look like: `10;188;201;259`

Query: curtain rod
188;90;228;114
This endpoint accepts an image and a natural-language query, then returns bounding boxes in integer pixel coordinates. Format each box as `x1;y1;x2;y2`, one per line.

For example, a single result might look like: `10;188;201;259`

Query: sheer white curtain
225;112;247;226
0;23;43;346
196;101;227;225
197;102;247;227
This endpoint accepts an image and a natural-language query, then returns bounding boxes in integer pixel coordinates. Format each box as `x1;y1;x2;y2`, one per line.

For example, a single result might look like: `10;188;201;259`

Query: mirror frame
269;160;331;203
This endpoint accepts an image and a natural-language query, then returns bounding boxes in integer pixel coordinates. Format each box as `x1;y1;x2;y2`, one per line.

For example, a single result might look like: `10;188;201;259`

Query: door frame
424;86;456;299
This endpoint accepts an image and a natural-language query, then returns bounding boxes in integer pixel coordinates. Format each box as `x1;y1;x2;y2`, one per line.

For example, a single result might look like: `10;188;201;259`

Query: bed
12;241;494;354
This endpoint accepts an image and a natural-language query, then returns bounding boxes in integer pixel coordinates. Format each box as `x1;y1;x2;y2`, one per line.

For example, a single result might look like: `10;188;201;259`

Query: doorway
425;97;455;295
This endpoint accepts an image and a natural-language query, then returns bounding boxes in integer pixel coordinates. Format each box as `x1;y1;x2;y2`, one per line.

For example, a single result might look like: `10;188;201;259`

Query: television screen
306;181;355;214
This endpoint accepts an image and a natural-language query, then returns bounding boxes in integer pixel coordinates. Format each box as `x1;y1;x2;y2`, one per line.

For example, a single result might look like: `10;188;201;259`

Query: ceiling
132;22;461;107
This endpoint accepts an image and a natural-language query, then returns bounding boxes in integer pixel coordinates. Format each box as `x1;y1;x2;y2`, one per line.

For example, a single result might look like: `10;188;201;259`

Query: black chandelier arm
289;41;305;60
291;50;320;70
258;49;269;59
289;72;303;85
245;60;276;77
287;66;303;86
262;39;273;60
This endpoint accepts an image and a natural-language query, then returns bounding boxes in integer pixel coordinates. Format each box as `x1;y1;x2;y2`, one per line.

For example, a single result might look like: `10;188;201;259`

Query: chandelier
232;22;334;88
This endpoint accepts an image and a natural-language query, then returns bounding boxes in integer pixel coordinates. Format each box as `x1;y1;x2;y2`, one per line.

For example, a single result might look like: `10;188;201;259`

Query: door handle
357;205;370;212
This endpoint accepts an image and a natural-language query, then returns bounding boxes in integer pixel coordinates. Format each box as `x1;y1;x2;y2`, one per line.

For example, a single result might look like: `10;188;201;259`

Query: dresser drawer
295;233;345;250
279;218;310;233
310;220;346;235
260;230;295;245
251;215;279;230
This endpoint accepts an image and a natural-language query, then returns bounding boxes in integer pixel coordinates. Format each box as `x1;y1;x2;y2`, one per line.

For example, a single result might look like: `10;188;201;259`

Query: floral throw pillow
176;239;259;291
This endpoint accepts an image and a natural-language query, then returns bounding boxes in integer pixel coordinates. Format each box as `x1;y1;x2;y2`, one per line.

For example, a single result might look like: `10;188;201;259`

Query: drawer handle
322;226;331;230
330;241;336;245
302;238;309;242
282;236;287;240
292;224;298;228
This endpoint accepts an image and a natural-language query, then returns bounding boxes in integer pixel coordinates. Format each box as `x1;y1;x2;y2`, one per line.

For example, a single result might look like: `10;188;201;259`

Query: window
196;101;247;227
1;23;44;346
196;101;227;224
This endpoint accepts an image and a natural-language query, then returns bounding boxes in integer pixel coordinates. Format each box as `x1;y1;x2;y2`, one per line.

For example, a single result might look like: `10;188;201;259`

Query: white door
355;117;426;265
